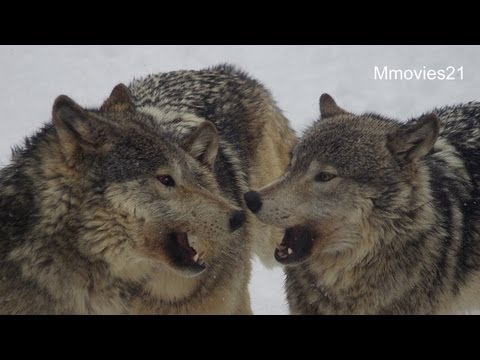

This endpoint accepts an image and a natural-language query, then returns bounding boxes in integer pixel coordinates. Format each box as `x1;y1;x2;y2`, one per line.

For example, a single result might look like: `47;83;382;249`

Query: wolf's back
129;64;269;117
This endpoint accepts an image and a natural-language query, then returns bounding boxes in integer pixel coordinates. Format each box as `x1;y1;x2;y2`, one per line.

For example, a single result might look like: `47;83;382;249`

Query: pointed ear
182;121;219;169
319;93;349;118
387;114;440;163
52;95;105;163
100;83;134;112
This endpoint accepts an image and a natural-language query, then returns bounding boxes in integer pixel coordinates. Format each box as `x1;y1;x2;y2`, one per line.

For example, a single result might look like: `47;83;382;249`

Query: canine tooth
287;248;293;255
193;254;199;262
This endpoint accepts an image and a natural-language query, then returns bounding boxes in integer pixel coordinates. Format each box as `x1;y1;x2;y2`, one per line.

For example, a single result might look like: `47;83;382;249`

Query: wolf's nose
243;191;262;214
229;210;246;232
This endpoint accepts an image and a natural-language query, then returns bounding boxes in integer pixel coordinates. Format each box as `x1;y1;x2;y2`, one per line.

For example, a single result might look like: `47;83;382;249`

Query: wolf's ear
387;114;440;163
100;83;134;112
319;93;349;118
182;121;219;169
52;95;105;163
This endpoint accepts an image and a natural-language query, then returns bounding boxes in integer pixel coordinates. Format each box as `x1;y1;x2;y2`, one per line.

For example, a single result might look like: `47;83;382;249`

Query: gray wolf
0;64;295;314
245;93;480;314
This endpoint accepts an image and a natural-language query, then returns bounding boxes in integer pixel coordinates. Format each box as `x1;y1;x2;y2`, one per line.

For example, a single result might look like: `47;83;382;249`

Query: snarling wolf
245;94;480;314
0;65;295;314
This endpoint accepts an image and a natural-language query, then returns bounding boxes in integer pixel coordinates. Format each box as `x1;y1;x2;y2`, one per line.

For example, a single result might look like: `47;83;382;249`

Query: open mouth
166;232;206;276
274;225;315;265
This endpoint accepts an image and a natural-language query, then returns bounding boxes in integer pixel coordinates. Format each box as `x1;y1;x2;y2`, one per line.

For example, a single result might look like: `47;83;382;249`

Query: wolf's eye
315;172;336;182
157;175;175;187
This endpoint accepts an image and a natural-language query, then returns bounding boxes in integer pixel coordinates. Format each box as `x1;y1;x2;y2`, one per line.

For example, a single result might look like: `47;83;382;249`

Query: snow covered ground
1;45;479;314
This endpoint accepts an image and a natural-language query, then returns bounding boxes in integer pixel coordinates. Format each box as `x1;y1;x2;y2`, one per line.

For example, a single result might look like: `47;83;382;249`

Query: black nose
229;210;246;232
244;191;262;214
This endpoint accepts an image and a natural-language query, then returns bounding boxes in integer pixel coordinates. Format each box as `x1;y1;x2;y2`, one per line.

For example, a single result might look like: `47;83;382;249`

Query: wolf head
245;94;439;266
51;84;245;278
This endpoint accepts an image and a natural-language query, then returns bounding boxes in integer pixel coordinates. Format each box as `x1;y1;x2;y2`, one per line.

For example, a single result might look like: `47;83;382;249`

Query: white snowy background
1;45;479;314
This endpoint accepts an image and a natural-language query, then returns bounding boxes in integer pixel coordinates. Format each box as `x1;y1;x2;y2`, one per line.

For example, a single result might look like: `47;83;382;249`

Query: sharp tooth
193;254;199;262
287;248;293;255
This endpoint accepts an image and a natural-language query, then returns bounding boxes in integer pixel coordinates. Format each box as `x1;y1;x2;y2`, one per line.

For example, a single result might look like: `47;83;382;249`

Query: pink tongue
175;233;196;257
